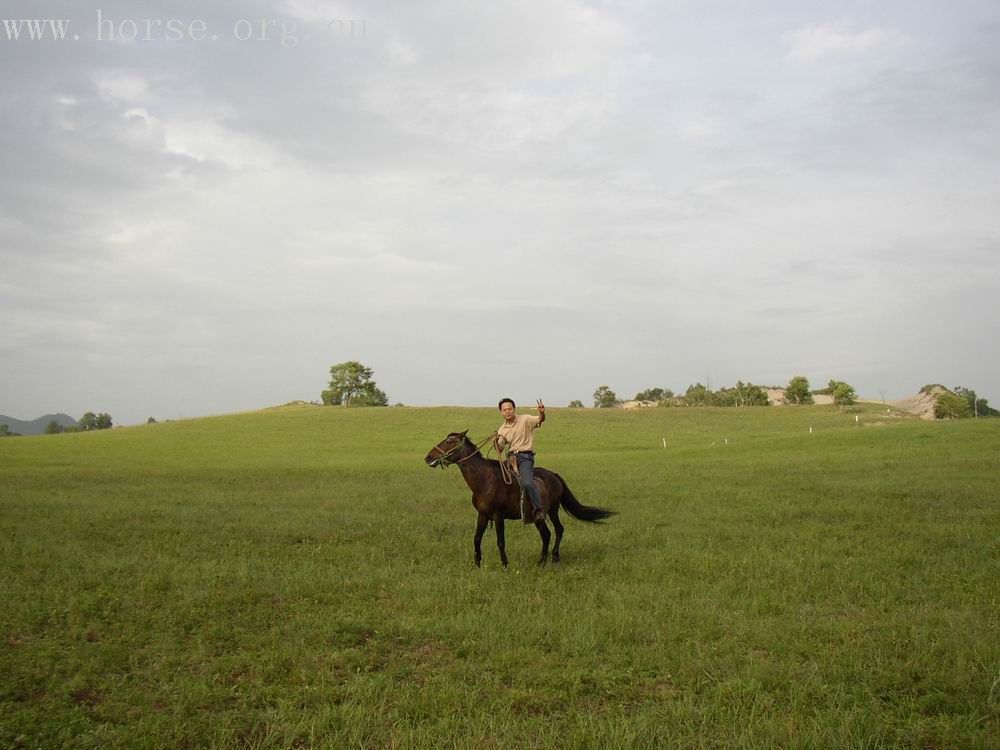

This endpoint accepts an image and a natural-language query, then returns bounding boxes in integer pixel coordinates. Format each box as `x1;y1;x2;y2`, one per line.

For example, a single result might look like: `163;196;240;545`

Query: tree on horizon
79;412;113;431
322;361;388;407
593;386;618;408
828;380;857;406
785;376;814;404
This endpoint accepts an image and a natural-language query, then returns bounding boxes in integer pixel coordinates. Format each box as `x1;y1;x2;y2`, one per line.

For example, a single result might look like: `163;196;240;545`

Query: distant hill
0;413;79;436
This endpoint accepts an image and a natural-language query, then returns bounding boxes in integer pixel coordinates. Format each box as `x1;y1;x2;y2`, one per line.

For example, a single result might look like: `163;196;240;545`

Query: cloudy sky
2;0;999;424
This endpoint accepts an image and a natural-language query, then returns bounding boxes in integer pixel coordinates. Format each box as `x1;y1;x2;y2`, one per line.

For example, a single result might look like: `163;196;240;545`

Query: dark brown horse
425;431;615;567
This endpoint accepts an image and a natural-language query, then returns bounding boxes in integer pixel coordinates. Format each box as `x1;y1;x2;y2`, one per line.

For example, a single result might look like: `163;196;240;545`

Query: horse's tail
555;473;616;523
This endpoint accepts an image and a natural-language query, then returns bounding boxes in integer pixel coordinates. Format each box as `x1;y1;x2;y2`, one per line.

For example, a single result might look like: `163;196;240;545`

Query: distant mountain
0;413;79;436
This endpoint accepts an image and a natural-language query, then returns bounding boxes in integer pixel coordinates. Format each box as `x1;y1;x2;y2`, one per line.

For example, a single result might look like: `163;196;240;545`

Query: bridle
430;432;499;468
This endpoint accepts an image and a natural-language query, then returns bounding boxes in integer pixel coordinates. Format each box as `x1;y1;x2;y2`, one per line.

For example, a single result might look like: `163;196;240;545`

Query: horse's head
425;430;470;468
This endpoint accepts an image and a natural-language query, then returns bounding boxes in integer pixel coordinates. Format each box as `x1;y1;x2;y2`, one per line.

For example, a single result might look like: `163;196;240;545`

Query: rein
432;432;498;467
497;445;515;486
432;433;515;486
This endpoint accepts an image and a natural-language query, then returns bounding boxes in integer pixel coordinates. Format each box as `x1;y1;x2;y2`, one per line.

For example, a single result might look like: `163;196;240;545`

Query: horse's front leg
493;513;509;568
473;512;488;567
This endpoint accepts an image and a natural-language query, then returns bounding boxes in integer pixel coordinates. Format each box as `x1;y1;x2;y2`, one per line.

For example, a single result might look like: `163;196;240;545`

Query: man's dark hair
498;398;515;410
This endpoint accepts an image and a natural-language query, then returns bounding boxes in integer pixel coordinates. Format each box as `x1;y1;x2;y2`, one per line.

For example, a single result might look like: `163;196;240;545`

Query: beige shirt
497;414;542;453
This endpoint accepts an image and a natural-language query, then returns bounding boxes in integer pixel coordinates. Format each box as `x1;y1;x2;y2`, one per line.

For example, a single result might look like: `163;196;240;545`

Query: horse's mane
461;435;502;469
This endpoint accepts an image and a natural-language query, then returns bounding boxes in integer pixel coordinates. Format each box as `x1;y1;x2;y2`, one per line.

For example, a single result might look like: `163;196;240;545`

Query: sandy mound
620;400;657;409
889;386;947;420
766;389;833;406
766;389;787;405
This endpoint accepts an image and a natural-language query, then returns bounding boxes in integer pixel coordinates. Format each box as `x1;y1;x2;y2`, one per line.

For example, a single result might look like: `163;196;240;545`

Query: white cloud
276;0;356;24
678;115;724;142
162;118;280;169
93;70;151;102
386;41;418;66
784;21;911;62
123;107;152;126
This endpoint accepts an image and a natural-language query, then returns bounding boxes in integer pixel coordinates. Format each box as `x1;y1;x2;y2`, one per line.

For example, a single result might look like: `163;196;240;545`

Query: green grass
2;404;999;748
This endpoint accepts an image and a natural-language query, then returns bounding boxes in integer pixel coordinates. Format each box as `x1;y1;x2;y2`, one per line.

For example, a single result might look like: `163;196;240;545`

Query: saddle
508;456;545;525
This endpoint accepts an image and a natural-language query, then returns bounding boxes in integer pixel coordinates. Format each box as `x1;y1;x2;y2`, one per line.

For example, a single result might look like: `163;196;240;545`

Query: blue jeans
515;452;543;511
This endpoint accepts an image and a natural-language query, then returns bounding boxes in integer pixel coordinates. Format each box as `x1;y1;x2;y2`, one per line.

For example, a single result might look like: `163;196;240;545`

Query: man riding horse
494;398;547;523
425;417;615;567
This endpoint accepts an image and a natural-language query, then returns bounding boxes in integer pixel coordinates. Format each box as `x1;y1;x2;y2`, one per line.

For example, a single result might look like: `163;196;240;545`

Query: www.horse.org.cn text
1;11;367;47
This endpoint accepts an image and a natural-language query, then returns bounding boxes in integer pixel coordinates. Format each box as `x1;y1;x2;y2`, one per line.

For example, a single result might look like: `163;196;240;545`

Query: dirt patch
70;686;103;708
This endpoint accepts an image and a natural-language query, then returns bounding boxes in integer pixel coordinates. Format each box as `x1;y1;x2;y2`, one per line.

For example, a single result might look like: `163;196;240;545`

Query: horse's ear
460;429;469;438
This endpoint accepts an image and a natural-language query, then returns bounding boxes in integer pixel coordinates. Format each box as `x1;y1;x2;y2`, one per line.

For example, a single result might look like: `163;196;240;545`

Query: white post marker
809;426;813;434
662;438;666;448
856;415;859;424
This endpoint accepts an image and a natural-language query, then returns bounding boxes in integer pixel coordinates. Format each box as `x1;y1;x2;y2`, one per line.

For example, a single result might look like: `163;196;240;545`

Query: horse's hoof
537;557;548;567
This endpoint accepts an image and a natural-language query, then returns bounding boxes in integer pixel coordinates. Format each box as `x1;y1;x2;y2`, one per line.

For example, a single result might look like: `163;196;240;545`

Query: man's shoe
534;508;547;523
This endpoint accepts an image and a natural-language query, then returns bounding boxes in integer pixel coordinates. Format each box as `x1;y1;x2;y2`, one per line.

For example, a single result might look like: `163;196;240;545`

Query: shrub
934;392;972;419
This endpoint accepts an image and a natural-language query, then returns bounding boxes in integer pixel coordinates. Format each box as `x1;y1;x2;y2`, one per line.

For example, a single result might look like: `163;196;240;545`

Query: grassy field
2;404;999;749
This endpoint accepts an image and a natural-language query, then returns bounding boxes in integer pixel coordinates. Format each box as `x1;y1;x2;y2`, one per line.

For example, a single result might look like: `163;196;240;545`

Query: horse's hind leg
535;520;551;566
493;514;509;568
548;507;564;563
473;513;489;567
